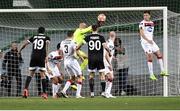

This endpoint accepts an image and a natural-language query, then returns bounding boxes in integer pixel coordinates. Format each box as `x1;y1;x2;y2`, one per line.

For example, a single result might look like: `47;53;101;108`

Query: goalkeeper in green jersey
73;14;106;71
73;21;104;71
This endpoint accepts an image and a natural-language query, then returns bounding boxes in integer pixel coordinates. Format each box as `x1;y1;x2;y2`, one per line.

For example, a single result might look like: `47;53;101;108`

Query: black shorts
88;55;105;72
29;55;46;71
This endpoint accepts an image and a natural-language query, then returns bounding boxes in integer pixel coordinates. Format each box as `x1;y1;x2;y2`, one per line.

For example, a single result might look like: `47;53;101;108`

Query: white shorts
104;66;113;75
141;41;160;54
64;58;82;77
46;65;61;80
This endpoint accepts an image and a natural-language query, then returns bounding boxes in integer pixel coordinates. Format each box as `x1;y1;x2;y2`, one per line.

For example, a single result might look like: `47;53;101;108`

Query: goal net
0;7;179;97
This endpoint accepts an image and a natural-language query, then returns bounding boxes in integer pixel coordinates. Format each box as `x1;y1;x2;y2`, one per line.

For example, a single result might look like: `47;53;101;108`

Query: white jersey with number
46;51;62;79
139;20;159;53
60;39;76;60
139;20;154;43
60;38;82;76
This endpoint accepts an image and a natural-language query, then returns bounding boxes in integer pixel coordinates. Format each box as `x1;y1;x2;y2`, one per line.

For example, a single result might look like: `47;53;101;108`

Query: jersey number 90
89;40;101;51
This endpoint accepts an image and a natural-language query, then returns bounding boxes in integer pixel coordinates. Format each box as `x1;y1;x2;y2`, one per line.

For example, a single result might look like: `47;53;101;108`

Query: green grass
0;97;180;110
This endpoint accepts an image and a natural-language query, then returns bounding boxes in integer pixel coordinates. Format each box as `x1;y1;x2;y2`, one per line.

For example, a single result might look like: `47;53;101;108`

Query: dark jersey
84;33;106;58
28;34;50;58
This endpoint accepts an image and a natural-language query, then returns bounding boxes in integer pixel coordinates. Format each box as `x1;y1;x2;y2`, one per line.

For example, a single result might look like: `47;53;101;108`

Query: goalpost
0;7;171;97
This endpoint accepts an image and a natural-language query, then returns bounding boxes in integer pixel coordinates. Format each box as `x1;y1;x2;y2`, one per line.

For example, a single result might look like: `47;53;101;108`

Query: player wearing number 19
19;27;50;99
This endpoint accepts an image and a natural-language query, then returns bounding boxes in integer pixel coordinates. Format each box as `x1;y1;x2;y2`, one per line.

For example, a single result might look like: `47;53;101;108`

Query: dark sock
89;78;94;92
41;79;47;93
101;81;106;92
25;76;32;89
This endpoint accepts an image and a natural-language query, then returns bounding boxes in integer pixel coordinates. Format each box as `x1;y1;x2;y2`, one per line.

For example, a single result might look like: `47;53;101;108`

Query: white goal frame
0;7;168;97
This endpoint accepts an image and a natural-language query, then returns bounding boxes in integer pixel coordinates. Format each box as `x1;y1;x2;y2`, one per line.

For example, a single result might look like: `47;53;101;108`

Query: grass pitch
0;97;180;110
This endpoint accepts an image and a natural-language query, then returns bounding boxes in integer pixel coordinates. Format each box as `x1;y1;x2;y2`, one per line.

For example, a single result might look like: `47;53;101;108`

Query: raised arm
18;40;30;53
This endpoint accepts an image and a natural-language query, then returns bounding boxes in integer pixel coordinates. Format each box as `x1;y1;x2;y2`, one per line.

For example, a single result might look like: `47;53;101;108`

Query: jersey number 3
33;39;44;50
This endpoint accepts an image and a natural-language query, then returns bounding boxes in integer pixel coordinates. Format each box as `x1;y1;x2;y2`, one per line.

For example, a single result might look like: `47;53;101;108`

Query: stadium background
0;0;179;97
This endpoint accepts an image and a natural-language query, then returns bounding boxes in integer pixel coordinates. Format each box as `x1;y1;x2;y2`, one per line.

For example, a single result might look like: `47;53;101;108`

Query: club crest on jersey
147;27;153;32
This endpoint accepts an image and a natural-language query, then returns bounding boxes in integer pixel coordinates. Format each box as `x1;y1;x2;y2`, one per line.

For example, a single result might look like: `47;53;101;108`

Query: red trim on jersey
144;22;154;26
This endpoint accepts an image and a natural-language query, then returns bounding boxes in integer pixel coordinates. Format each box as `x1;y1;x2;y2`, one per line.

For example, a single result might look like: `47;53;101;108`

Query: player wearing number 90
19;27;50;99
77;25;111;98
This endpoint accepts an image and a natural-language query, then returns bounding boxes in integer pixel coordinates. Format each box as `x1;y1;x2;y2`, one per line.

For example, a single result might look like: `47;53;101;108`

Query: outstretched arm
18;41;29;53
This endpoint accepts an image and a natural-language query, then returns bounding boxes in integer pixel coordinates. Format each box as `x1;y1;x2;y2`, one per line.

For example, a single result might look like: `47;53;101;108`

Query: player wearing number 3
19;27;50;99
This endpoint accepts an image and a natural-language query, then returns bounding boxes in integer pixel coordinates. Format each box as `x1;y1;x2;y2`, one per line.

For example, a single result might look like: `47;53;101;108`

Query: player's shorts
104;65;113;75
46;65;61;80
29;56;46;71
88;56;105;72
141;41;160;54
64;58;82;77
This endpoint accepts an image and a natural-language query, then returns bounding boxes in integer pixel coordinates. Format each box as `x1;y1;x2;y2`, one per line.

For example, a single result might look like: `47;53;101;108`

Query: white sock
62;81;71;93
55;83;61;94
107;82;112;94
105;81;110;94
148;62;154;76
158;59;164;71
52;84;58;97
91;92;94;96
105;81;112;95
76;83;82;96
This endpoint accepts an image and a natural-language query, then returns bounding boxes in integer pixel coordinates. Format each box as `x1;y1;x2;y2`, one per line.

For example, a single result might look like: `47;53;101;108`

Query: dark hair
114;38;121;46
38;27;45;34
92;25;98;32
57;43;60;50
144;10;151;15
67;30;74;37
11;41;17;44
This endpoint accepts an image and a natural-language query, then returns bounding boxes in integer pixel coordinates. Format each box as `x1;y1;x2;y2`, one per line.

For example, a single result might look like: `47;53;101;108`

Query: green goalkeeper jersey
73;26;92;45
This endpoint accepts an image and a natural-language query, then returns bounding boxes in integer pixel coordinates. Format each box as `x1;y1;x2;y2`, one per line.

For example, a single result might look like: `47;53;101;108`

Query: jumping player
77;25;111;98
139;11;168;80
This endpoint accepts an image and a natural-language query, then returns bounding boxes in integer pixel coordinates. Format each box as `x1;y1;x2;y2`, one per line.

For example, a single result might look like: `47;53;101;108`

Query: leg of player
99;72;106;97
154;50;169;76
89;72;95;98
105;72;116;98
78;50;88;71
23;70;35;98
60;76;75;98
76;75;84;98
146;53;157;80
51;77;62;98
40;70;48;99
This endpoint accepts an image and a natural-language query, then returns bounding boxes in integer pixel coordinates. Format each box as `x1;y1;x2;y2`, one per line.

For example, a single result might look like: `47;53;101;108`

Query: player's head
114;37;122;46
57;43;60;50
143;11;151;21
79;22;87;29
109;31;116;41
67;30;74;38
92;25;98;32
38;27;45;34
11;41;18;51
56;43;63;56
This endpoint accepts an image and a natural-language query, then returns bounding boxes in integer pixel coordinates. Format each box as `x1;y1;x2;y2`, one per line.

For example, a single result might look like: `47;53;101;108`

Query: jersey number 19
33;39;44;50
